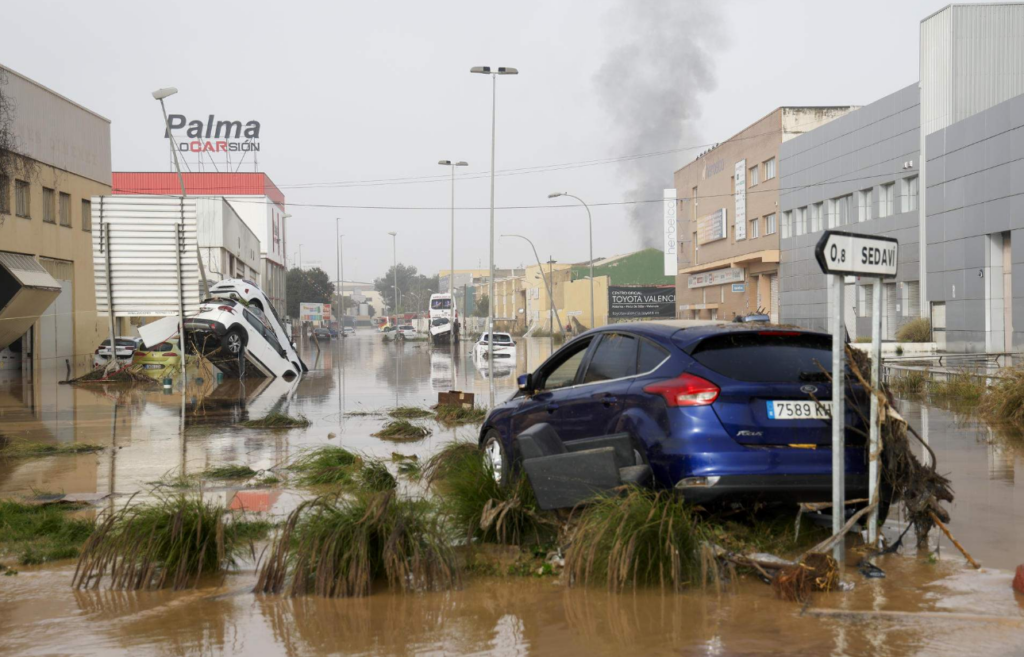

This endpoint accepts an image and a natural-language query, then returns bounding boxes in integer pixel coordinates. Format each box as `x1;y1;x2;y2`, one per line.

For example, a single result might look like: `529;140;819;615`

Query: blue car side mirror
518;373;533;393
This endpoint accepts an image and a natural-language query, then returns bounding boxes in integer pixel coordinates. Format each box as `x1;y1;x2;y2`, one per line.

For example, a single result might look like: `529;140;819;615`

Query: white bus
428;293;458;346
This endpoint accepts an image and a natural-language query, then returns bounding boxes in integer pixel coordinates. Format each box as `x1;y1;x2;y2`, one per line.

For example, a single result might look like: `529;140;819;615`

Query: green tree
374;264;438;314
473;295;490;318
286;267;333;317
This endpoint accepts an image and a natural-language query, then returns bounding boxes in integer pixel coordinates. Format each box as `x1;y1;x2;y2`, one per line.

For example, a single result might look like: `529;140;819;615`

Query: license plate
767;400;832;420
144;364;163;370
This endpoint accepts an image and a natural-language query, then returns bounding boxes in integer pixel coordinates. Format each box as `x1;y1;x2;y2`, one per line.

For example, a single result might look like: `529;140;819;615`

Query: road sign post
814;230;898;563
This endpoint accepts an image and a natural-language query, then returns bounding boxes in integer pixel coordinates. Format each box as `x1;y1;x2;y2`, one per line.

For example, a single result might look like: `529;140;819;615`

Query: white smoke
595;0;723;247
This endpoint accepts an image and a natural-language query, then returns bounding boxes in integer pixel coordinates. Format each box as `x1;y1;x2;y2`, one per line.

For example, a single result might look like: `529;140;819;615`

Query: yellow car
132;340;182;379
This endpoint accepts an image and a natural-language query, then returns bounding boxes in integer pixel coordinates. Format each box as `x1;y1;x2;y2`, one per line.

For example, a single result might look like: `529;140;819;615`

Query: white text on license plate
767;400;832;420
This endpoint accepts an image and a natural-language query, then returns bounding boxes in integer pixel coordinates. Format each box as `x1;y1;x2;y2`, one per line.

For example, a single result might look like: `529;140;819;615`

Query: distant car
397;325;418;339
733;313;771;323
132;339;182;379
184;298;300;379
478;321;881;516
343;326;356;336
381;325;397;340
93;337;142;369
474;332;516;361
314;327;332;340
328;327;339;337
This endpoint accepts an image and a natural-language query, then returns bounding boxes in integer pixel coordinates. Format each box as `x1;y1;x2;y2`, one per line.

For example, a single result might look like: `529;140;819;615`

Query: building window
691;186;698;220
764;157;776;180
829;195;852;227
858;188;872;223
15;180;29;218
795;207;808;236
879;182;895;218
0;175;9;215
59;192;71;227
767;213;777;236
902;175;919;213
42;187;56;223
859;285;873;318
81;199;92;232
750;218;759;238
826;199;836;228
749;164;759;187
810;202;823;232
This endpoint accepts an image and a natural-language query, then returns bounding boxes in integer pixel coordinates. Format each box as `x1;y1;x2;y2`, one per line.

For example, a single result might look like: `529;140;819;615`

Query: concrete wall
779;84;922;336
1;65;111;186
196;198;261;284
924;92;1024;352
559;276;610;329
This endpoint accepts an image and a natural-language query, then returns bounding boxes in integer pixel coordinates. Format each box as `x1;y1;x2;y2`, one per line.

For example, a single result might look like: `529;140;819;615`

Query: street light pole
335;218;340;333
501;234;566;352
549;192;595;330
298;244;303;271
152;87;190;383
344;234;348;337
439;159;468;348
471;65;518;407
389;232;398;324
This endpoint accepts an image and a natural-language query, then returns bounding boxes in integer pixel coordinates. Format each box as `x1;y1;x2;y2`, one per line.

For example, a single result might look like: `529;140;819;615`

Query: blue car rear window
689;332;833;383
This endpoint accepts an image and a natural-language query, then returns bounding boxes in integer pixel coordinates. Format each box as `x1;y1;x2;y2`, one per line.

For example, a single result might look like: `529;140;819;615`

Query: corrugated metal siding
921;4;1024;134
38;257;74;282
92;196;201;317
112;173;285;207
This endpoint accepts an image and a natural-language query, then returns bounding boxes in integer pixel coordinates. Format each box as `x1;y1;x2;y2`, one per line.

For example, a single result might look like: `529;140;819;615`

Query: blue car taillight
644;374;720;407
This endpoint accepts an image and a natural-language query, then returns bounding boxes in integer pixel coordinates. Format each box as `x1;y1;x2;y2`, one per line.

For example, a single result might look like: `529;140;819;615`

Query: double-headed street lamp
439;159;468;347
549;192;594;330
501;234;565;352
471;65;518;407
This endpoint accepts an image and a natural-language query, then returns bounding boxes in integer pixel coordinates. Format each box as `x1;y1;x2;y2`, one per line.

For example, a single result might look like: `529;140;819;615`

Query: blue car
479;320;873;507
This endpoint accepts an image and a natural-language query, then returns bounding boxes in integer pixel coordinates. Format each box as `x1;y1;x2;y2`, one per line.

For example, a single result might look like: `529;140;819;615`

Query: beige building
674;107;854;321
0;64;111;375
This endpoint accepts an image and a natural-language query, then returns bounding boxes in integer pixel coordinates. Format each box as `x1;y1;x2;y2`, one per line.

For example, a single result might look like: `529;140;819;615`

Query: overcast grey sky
3;0;943;283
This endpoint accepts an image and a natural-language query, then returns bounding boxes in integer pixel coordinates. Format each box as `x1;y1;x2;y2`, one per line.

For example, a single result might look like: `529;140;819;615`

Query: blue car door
509;336;596;440
558;332;639;443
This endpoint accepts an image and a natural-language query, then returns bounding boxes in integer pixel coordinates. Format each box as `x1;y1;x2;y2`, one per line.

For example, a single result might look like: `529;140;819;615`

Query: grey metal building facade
779;84;922;339
924;93;1024;352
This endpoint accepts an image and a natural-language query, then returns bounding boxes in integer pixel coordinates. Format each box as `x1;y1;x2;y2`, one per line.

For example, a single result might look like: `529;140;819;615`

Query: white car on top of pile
474;332;516;361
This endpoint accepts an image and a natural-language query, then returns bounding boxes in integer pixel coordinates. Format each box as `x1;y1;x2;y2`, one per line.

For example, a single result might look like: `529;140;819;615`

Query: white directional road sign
814;230;898;278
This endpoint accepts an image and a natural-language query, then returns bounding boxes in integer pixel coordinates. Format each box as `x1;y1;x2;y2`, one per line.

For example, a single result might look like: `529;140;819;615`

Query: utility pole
548;257;556;352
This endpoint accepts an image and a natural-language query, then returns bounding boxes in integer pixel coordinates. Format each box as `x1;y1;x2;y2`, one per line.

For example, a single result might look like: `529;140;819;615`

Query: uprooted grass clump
888;370;927;398
254;491;459;598
242;412;311;429
428;441;553;546
981;366;1024;426
357;460;397;492
287;447;361;487
372;419;431;442
73;495;266;591
0;441;104;459
64;367;157;386
388;406;433;420
896;317;932;343
0;500;95;565
565;490;709;593
929;370;986;410
202;465;258;480
433;405;487;426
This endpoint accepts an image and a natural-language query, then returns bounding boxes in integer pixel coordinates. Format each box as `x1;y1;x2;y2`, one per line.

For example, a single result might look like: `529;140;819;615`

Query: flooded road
1;330;1023;656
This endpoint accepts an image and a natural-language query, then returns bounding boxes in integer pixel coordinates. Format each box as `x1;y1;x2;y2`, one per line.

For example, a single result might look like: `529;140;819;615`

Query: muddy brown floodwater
2;330;1024;656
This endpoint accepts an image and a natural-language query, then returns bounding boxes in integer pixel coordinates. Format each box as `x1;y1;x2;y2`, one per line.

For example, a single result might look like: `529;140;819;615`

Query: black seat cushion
516;423;567;460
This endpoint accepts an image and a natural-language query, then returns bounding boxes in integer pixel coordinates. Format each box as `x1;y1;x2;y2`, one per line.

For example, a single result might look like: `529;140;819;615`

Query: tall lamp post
389;232;398;323
471;65;518;407
152;87;191;382
339;233;345;336
439;159;468;347
501;234;565;352
549;192;594;330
